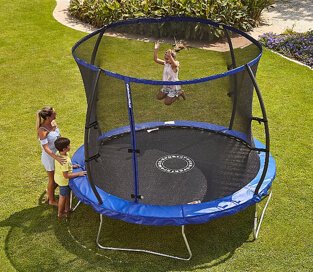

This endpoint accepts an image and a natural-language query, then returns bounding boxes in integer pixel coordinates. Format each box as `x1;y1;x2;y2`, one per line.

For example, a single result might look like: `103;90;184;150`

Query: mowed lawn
0;0;312;272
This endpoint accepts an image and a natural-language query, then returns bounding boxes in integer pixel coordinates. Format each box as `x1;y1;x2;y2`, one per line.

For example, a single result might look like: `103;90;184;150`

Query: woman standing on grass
36;106;65;206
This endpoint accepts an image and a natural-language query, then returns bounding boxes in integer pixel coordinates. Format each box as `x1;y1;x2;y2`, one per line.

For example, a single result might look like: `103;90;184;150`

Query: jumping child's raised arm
154;41;165;65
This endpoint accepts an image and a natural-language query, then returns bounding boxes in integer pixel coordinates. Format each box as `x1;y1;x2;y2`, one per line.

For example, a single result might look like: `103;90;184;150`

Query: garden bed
260;30;313;68
69;0;274;36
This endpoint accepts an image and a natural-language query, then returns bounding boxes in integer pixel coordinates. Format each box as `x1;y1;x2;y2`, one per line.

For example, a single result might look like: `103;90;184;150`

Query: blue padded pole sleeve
125;81;140;203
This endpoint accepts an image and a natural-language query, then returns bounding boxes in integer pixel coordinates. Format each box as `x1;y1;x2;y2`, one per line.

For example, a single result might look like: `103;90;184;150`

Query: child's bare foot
178;90;186;100
58;211;70;220
156;91;167;100
164;96;177;106
64;209;72;214
49;200;58;206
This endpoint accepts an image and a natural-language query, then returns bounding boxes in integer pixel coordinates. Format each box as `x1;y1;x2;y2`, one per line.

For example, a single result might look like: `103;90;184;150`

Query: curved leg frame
70;191;81;212
253;190;272;239
96;214;192;261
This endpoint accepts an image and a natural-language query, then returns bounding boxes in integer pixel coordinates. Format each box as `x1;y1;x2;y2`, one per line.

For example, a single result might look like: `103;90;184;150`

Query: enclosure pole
70;191;81;211
90;30;105;65
84;68;103;205
125;80;140;202
224;27;238;130
223;27;237;69
245;64;270;195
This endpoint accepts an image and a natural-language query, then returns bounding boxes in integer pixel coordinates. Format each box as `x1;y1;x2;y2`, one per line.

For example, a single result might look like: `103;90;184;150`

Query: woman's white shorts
41;151;55;171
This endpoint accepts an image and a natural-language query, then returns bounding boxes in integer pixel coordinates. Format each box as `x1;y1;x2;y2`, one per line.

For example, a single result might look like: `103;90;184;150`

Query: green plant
69;0;273;34
282;24;297;35
260;30;313;68
2;0;312;271
242;0;275;23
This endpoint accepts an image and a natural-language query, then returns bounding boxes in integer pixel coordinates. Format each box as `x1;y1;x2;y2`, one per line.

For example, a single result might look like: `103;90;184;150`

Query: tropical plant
242;0;275;23
69;0;274;32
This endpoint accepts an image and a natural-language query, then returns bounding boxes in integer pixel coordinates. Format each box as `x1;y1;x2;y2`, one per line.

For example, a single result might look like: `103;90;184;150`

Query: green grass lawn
0;0;312;271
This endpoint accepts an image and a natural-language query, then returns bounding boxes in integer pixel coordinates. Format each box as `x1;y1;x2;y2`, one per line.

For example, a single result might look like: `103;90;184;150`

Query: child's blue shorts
59;185;71;196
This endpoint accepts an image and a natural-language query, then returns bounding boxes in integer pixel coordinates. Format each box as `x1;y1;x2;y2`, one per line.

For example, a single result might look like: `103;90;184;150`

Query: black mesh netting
73;17;262;205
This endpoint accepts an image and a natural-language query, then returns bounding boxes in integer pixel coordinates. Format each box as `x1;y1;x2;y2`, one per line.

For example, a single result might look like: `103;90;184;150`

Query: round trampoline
70;17;276;260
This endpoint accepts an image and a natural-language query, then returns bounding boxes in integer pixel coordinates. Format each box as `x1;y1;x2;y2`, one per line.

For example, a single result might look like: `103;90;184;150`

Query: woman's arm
41;144;66;165
154;41;165;65
51;120;57;128
38;128;66;164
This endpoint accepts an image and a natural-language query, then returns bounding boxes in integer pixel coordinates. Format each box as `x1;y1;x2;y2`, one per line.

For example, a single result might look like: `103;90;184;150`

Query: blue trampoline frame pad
69;121;276;226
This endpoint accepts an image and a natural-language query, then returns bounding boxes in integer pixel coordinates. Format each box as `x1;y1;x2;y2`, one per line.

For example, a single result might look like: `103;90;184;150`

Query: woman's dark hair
35;106;55;133
38;106;54;119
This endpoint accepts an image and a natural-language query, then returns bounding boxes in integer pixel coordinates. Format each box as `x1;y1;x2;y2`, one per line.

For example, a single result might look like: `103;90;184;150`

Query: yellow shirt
54;152;72;186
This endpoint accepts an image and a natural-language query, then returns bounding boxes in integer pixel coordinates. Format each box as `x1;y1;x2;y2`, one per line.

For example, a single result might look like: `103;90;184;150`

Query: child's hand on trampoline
78;170;87;176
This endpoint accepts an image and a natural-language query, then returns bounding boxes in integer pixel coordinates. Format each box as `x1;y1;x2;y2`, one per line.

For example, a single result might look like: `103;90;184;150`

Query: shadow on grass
0;193;256;272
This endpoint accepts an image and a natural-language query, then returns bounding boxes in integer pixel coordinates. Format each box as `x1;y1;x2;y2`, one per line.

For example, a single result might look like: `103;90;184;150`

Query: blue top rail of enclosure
72;16;262;85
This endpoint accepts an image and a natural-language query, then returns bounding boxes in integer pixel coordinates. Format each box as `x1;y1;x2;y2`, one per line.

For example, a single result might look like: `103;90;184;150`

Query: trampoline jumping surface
95;126;260;205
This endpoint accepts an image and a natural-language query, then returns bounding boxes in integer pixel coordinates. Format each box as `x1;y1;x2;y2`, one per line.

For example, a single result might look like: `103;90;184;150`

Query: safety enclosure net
72;17;265;205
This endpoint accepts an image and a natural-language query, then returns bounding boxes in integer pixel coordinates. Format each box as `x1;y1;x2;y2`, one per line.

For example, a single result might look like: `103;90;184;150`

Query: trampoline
70;17;276;260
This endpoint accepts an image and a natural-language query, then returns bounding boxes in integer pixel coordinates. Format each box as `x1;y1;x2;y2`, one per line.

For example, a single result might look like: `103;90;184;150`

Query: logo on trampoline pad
156;154;195;174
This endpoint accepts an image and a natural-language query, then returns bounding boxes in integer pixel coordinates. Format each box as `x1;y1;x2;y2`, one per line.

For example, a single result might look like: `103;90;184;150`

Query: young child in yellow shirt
54;137;86;219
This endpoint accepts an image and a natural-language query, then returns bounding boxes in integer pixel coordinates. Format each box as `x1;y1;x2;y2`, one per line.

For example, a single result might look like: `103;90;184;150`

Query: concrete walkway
53;0;313;37
53;0;97;33
249;0;313;38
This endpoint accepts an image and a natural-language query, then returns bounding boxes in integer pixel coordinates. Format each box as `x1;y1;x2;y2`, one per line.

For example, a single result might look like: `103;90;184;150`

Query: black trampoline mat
93;127;260;205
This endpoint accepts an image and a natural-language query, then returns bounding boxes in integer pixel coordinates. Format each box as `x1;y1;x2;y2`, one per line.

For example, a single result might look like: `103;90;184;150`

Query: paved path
53;0;313;37
53;0;97;33
250;0;313;38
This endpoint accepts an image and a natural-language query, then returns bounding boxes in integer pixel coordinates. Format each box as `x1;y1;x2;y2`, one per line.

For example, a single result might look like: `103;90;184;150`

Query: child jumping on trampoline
154;41;185;105
54;137;86;219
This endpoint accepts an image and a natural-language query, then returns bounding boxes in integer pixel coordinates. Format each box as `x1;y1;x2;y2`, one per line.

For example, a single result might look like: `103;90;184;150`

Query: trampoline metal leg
96;214;192;261
253;191;272;240
70;191;81;212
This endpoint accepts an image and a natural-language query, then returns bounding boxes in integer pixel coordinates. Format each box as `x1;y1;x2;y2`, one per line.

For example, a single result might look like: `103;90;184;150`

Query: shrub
242;0;275;23
259;31;313;68
69;0;274;32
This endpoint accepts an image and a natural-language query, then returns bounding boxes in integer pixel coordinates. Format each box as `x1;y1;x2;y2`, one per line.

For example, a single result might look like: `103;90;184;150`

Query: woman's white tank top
39;127;60;153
